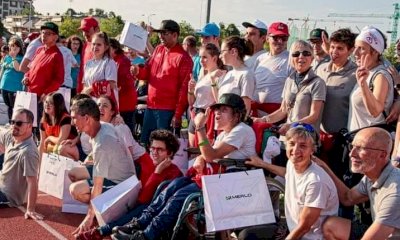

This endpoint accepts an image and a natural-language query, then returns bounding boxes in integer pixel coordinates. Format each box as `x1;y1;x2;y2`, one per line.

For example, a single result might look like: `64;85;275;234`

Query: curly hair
149;129;180;157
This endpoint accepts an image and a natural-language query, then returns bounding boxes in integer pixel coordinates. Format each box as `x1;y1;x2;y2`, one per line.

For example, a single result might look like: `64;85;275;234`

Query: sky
33;0;399;40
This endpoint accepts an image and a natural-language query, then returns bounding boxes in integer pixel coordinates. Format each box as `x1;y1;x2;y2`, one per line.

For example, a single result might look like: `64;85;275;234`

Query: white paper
119;22;148;52
13;91;37;127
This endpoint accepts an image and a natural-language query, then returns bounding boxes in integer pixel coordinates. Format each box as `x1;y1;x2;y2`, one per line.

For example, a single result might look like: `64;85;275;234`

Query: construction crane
328;3;400;44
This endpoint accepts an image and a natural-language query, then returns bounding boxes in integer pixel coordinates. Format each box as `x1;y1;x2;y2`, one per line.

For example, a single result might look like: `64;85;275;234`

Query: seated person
111;93;257;240
76;129;183;239
0;109;43;220
243;125;339;239
314;127;400;240
39;92;77;160
67;98;136;238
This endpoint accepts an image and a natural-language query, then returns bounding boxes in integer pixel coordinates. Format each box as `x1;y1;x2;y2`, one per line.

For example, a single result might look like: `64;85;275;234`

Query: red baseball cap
268;22;289;36
79;17;99;32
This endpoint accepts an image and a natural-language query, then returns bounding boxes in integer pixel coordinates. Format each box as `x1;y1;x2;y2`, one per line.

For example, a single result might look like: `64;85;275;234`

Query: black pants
2;90;16;120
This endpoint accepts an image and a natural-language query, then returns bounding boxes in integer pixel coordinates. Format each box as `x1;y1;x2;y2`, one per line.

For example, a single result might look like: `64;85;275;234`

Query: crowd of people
0;15;399;240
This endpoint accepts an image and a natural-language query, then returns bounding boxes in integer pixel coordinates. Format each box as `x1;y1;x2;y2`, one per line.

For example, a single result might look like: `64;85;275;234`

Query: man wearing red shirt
135;20;193;145
77;17;100;93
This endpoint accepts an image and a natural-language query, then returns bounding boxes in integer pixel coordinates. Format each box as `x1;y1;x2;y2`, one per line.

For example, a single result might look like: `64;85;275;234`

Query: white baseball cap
242;19;268;34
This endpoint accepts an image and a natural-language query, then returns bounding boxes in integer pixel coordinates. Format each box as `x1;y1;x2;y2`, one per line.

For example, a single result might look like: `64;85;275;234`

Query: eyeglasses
44;101;54;106
271;36;289;42
291;122;315;133
348;143;386;153
291;51;312;57
149;146;167;153
9;120;30;127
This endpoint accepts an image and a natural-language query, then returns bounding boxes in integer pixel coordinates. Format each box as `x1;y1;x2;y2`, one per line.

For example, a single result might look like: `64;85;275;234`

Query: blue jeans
120;111;136;135
99;203;147;236
0;190;9;204
140;109;174;145
137;177;201;240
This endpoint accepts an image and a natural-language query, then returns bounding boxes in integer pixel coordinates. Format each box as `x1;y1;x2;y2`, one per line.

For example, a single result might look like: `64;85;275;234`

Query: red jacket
137;163;182;204
25;45;64;97
137;44;193;119
77;42;94;92
113;53;137;112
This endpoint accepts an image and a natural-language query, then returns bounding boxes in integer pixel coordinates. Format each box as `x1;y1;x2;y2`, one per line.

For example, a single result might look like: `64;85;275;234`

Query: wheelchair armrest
215;158;248;168
185;147;201;155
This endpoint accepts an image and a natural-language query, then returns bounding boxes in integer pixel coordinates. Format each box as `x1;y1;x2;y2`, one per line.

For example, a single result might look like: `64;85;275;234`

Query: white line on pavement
17;206;68;240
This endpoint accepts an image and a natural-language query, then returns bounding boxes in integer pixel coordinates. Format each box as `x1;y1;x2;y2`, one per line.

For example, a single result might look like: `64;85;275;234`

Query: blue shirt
131;56;145;66
0;55;24;92
71;53;81;89
192;54;201;82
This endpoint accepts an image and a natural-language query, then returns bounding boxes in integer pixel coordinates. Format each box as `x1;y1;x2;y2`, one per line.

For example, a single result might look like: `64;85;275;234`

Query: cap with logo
196;23;220;37
242;19;268;35
210;93;245;112
153;20;180;34
308;28;328;40
268;22;289;36
40;22;59;35
79;17;99;32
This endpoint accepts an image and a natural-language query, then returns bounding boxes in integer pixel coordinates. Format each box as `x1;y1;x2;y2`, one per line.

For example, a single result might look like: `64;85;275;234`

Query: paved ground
0;192;87;240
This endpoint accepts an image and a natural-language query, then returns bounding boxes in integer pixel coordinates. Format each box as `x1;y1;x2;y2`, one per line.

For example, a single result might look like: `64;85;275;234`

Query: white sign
119;22;148;53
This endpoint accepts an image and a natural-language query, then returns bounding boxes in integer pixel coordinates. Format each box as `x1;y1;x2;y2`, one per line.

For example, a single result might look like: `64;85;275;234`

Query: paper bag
56;87;71;112
91;175;141;226
38;153;80;199
61;170;89;214
202;169;275;232
119;22;148;52
13;91;37;127
172;137;189;175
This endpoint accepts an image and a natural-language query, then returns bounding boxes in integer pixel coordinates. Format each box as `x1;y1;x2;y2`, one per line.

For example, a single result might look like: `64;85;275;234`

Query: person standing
308;28;330;72
242;19;268;70
133;20;193;145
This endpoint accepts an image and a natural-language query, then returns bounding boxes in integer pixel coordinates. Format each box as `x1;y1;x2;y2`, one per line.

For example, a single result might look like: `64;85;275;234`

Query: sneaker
112;219;141;235
131;231;147;240
76;227;102;240
111;230;147;240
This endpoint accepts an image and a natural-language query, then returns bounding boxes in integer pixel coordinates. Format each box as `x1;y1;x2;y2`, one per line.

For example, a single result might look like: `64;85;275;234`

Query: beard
351;160;376;174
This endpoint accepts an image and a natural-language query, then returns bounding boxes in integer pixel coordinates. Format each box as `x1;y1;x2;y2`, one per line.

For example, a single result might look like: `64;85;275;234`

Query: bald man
314;127;400;240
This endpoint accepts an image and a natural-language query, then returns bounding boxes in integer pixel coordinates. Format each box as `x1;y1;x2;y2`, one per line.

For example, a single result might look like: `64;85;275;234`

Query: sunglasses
9;120;30;127
291;51;312;57
271;36;289;42
290;122;315;133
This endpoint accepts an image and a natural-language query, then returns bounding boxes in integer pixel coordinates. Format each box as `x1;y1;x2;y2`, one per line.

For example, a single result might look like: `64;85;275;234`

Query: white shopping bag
119;22;148;53
61;170;89;214
56;87;71;112
172;137;189;175
91;175;142;226
38;153;80;199
13;91;37;127
202;169;275;232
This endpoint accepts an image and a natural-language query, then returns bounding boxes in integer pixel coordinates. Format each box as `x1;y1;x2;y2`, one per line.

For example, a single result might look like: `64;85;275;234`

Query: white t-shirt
114;124;146;160
58;45;78;88
244;49;267;72
285;161;339;240
214;122;256;159
253;51;292;103
193;72;216;109
218;66;255;100
23;38;43;61
83;57;118;87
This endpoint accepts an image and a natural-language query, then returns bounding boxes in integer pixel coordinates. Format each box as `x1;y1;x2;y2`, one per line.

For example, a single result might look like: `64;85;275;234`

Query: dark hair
67;35;83;54
8;36;24;56
71;93;91;103
98;95;118;119
1;45;9;53
330;28;356;50
375;28;388;50
150;129;180;157
223;36;254;61
93;31;111;58
71;98;100;121
184;35;197;48
109;38;124;55
201;43;224;70
15;108;34;124
42;92;69;125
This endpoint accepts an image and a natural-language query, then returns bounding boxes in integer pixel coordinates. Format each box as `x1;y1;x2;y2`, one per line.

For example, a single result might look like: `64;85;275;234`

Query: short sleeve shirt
0;130;39;206
83;57;118;87
218;66;255;100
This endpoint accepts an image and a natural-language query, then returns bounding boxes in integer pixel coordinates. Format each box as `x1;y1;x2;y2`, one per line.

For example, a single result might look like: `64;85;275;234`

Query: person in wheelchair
243;124;339;240
111;93;256;240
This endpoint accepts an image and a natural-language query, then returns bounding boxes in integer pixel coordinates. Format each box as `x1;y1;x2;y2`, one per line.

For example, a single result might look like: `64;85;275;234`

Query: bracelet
196;125;206;131
188;91;194;95
198;139;209;146
211;83;217;87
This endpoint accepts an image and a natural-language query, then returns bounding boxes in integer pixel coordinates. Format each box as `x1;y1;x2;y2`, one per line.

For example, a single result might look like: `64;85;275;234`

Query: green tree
63;8;77;17
88;8;94;16
384;43;397;67
59;17;81;38
224;24;240;37
94;8;107;18
100;16;124;38
178;21;196;43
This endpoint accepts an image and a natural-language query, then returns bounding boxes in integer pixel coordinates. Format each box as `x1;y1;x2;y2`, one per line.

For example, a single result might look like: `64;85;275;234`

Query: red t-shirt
25;45;64;97
137;44;193;119
113;53;137;112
